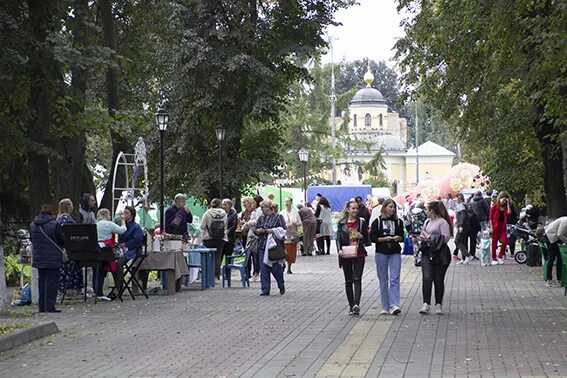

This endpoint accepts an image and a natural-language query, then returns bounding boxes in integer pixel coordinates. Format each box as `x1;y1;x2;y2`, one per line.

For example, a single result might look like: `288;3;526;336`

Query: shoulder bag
341;218;362;259
39;225;69;263
268;236;287;261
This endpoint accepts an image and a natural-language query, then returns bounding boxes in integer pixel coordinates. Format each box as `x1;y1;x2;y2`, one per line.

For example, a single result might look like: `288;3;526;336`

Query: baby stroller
511;223;540;264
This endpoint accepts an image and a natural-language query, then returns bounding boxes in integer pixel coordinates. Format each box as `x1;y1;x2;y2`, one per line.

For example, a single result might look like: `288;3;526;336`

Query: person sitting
95;208;127;300
115;206;144;295
164;194;193;240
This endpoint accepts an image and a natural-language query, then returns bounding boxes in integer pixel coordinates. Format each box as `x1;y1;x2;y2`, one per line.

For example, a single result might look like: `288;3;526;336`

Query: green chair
558;244;567;296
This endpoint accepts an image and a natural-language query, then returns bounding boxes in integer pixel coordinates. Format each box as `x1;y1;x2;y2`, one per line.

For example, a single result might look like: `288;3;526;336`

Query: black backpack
208;213;225;239
465;204;480;230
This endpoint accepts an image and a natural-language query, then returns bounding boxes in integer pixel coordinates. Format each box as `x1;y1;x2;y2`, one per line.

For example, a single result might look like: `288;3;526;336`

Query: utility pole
329;35;337;185
415;99;420;186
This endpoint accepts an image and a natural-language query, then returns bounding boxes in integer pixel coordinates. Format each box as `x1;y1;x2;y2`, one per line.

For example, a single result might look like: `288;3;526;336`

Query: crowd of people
29;188;565;316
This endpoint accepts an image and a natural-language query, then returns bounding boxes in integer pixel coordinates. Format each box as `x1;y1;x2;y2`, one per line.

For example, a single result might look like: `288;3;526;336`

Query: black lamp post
156;108;169;232
215;123;226;199
298;148;309;203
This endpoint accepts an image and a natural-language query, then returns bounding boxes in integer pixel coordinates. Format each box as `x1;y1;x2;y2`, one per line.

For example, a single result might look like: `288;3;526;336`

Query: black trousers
468;228;480;257
421;253;449;305
38;268;60;312
341;256;365;309
204;239;226;279
316;236;331;254
544;236;563;281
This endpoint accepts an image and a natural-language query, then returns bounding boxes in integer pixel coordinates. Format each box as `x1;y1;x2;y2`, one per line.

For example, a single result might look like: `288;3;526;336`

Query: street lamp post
298;149;309;203
156;108;169;232
215;123;226;199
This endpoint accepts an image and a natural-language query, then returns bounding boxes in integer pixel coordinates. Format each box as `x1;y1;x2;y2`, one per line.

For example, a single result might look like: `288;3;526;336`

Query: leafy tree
395;0;566;216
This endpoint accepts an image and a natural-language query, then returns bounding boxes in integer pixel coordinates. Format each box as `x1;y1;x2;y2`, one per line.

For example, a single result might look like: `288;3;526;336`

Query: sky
322;0;406;66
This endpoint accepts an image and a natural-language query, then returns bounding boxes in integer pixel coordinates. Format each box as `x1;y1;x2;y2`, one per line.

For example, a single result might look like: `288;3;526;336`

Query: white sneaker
380;309;389;315
456;260;464;265
490;260;498;266
497;258;504;265
464;256;473;264
97;296;111;301
419;303;430;314
435;304;443;314
389;306;401;315
252;274;260;282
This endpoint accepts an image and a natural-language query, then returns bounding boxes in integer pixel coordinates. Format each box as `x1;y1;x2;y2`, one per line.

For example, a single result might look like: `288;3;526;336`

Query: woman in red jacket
489;192;511;265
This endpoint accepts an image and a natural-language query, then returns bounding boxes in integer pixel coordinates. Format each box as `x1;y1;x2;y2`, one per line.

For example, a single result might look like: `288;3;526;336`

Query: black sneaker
352;305;360;315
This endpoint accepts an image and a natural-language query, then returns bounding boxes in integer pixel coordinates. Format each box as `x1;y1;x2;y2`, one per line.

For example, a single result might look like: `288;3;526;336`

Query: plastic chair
559;244;567;295
222;248;251;288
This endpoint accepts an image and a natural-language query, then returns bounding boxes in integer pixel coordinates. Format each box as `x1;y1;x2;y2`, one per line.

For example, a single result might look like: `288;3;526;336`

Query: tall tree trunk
53;0;91;208
26;0;58;214
98;0;130;212
561;126;567;204
536;122;567;218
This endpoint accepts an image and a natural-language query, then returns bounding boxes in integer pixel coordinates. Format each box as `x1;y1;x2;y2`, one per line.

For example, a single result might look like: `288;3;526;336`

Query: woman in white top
242;195;264;281
315;197;334;255
280;197;302;273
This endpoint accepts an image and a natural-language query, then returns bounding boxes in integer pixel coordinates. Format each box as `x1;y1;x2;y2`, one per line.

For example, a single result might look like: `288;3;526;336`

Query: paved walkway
0;246;566;377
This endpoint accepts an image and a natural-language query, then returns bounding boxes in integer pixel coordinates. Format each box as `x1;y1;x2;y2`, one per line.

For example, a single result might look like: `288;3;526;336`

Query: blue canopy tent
307;185;372;212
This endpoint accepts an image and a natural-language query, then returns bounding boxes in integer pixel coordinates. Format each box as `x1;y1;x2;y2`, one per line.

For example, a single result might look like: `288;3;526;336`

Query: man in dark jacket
164;194;193;239
470;191;490;229
355;196;371;224
30;204;65;313
221;199;238;259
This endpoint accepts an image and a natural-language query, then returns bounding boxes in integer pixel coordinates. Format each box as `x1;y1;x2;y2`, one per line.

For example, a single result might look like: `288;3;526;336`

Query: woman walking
280;197;301;274
315;197;333;255
30;204;65;313
489;192;511;265
336;199;370;315
370;199;404;315
419;201;452;315
454;193;472;264
254;200;287;295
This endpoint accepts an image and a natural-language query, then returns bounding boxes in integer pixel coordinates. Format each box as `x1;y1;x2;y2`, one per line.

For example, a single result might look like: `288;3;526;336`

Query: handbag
268;237;287;261
39;224;69;263
316;219;323;234
403;236;413;255
341;245;358;259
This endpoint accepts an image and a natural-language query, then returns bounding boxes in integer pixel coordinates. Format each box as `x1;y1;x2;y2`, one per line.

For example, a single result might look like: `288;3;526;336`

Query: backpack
208;213;225;239
465;204;480;230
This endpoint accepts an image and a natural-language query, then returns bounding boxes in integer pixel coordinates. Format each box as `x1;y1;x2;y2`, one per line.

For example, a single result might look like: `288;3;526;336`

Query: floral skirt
59;261;83;292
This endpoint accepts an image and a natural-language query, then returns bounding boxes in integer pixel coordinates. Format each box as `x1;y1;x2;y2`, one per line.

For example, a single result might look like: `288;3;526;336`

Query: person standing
201;198;228;280
418;201;452;315
470;191;490;230
489;192;511;265
78;193;97;224
543;216;567;287
315;196;333;255
336;199;370;315
370;199;404;315
355;196;371;225
56;199;82;295
243;195;263;281
30;204;65;313
221;198;238;260
454;194;473;264
164;194;193;240
280;197;301;274
297;203;317;256
369;197;385;227
254;200;287;295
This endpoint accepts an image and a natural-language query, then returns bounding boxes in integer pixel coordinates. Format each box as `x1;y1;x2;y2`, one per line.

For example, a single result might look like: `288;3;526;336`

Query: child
480;230;492;266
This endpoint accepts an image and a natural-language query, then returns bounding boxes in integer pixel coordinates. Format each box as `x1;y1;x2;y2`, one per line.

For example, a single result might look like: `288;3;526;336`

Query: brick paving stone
0;244;566;377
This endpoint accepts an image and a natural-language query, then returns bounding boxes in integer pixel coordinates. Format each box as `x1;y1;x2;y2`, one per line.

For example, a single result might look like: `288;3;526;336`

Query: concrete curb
0;322;59;353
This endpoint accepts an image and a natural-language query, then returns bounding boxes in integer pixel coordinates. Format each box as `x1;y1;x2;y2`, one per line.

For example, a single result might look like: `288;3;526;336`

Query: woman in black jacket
336;199;370;315
30;204;65;313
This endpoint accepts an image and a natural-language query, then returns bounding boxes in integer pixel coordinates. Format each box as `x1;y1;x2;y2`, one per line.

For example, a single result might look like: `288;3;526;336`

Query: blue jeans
375;253;401;310
259;248;285;295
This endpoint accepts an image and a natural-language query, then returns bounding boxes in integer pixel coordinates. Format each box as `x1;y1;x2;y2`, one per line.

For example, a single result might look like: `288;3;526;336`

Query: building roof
405;141;456;156
345;134;406;155
350;87;386;105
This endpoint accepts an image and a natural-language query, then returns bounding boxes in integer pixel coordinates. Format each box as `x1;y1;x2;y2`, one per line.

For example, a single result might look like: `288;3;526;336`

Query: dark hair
355;196;363;202
318;197;330;208
427;201;453;236
124;205;136;221
447;193;453;200
253;195;263;207
316;193;323;197
457;193;465;202
210;198;221;208
474;191;483;198
40;204;56;216
80;193;95;211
